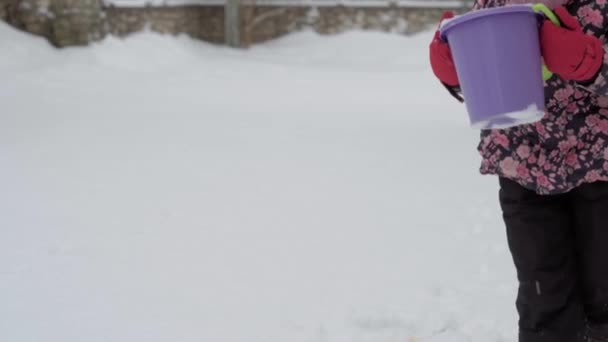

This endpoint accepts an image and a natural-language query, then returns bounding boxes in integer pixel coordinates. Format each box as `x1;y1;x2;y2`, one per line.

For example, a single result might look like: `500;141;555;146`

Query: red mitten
429;12;459;87
541;6;603;82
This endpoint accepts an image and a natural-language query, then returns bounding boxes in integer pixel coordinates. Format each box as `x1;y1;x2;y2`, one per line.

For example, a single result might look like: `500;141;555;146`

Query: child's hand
429;12;459;87
541;6;603;82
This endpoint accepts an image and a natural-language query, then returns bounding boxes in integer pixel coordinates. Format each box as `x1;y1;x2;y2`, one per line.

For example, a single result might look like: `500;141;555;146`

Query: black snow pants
499;177;608;342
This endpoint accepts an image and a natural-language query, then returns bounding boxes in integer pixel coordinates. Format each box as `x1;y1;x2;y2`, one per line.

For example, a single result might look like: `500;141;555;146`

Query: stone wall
105;5;224;44
241;5;462;46
241;6;304;46
1;1;469;47
2;0;104;46
2;0;52;38
51;0;105;46
0;2;7;21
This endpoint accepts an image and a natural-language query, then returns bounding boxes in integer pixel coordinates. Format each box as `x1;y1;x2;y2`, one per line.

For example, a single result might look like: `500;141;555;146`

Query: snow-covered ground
0;23;516;342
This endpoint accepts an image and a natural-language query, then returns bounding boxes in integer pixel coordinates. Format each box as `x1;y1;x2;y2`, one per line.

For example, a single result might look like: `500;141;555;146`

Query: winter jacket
473;0;608;194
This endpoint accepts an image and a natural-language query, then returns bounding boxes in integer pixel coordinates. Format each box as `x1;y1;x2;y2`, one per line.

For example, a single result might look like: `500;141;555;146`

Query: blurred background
1;0;473;47
1;1;517;342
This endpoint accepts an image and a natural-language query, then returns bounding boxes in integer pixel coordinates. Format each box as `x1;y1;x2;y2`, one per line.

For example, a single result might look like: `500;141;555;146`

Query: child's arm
573;0;608;96
551;1;608;95
540;6;604;90
429;12;464;102
473;1;607;95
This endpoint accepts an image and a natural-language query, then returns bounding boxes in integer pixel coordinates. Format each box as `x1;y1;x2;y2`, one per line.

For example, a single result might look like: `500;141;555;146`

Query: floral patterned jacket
472;0;608;194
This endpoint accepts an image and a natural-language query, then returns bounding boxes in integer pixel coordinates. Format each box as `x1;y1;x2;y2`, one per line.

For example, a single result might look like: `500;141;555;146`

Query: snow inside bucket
470;103;544;130
440;5;546;130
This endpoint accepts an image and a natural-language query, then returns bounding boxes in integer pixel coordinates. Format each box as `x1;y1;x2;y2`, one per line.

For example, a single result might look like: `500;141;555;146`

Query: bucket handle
532;3;561;80
532;3;561;27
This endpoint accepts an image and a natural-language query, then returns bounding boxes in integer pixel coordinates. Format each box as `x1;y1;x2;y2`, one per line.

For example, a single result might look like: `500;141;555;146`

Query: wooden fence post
225;0;241;47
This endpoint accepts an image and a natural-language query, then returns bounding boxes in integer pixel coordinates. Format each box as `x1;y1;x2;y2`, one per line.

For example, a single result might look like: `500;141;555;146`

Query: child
430;1;608;341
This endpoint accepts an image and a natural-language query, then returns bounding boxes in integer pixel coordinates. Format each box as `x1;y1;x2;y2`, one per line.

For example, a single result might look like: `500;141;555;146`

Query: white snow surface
0;23;516;342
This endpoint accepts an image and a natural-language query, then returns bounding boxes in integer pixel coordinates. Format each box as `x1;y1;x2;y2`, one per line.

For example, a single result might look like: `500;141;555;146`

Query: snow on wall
105;0;471;8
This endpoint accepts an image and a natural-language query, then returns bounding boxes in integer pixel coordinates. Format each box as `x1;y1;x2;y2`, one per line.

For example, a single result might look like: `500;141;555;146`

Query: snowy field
0;23;516;342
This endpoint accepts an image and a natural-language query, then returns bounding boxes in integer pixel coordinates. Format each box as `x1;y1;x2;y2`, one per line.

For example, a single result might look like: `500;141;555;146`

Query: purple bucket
441;5;546;130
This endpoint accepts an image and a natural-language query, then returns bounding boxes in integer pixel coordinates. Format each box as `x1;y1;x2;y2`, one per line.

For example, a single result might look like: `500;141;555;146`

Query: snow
0;23;516;342
471;103;545;130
